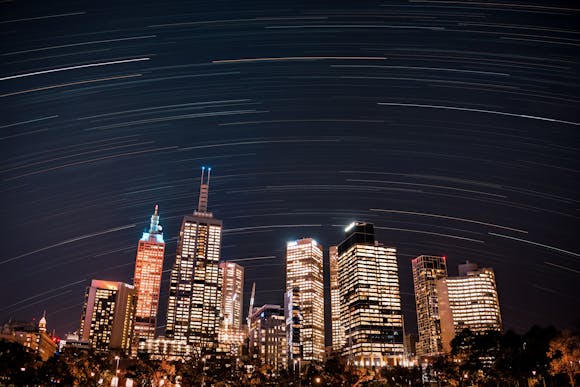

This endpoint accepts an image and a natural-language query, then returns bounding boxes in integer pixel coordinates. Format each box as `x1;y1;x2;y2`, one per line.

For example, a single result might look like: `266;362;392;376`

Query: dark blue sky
1;0;578;340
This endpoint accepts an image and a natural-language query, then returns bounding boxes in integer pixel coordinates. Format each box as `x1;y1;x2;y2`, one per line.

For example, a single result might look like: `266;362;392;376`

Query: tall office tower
285;238;325;362
284;287;302;368
133;205;165;350
437;261;502;352
165;167;222;351
249;304;287;370
80;280;137;354
220;261;244;330
329;246;345;351
412;255;448;357
338;222;404;367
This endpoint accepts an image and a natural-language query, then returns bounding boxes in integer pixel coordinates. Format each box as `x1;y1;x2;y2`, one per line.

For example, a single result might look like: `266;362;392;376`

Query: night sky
1;1;579;343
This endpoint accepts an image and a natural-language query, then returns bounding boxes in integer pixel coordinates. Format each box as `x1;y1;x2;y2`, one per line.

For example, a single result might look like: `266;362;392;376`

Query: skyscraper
133;205;165;350
80;280;137;354
220;261;244;331
412;255;447;357
337;222;404;367
329;245;345;351
437;261;502;352
285;238;325;362
165;167;222;352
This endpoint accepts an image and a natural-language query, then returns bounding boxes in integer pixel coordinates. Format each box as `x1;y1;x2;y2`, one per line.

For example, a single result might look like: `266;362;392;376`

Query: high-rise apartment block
80;280;137;354
220;261;244;330
329;245;345;351
133;205;165;349
165;167;222;351
412;255;447;357
437;261;502;352
285;238;325;362
337;222;404;367
249;304;287;370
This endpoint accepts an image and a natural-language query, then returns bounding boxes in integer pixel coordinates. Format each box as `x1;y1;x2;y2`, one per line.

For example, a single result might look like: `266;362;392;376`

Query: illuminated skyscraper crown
195;166;213;217
141;205;164;242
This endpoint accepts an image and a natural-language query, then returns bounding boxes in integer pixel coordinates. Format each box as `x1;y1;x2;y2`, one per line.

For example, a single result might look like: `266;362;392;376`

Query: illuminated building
437;261;502;352
284;287;302;367
285;238;324;362
138;337;193;361
412;255;447;357
329;245;345;351
79;280;137;354
0;314;57;361
338;222;404;367
248;304;287;370
165;167;222;352
218;261;245;354
132;205;165;351
220;261;244;331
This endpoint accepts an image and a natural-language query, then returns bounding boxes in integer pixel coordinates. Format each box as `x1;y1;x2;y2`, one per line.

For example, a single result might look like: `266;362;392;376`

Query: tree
0;339;41;385
548;330;580;387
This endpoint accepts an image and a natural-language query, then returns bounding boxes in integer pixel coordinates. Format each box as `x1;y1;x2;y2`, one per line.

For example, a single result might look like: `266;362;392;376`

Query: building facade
79;280;137;354
0;315;57;361
133;205;165;350
165;167;222;352
220;261;244;331
249;304;287;370
437;261;502;352
285;238;325;362
284;287;302;368
412;255;448;357
337;222;404;367
329;245;345;351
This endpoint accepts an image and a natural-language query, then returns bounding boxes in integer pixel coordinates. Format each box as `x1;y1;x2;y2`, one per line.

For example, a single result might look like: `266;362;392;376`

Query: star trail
1;0;578;343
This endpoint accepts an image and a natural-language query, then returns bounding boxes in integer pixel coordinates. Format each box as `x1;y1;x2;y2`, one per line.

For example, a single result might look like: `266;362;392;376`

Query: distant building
59;331;90;352
284;287;302;368
79;280;137;354
0;313;57;361
220;261;244;331
248;304;287;370
133;205;165;352
138;337;193;361
285;238;325;362
337;222;404;367
404;333;418;357
412;255;448;357
165;167;222;352
437;261;502;352
329;246;345;351
218;262;245;356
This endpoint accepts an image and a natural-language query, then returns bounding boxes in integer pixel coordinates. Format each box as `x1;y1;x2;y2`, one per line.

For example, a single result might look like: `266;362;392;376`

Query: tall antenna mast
197;166;211;213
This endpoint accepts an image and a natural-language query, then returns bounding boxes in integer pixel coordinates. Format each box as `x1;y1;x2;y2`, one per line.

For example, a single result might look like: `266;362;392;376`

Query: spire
197;166;211;213
39;311;46;333
149;204;160;233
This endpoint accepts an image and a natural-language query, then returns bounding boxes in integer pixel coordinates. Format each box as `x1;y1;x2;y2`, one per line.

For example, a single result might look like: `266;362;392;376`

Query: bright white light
345;222;356;232
287;241;298;246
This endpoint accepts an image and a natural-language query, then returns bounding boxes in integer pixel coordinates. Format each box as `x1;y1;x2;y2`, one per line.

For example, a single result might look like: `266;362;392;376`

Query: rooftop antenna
197;166;211;213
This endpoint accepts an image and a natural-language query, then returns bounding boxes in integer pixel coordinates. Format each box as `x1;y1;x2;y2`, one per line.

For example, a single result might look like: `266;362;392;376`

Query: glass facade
337;222;404;367
165;169;222;352
285;238;325;362
133;206;165;351
437;263;502;352
329;246;345;351
412;255;447;357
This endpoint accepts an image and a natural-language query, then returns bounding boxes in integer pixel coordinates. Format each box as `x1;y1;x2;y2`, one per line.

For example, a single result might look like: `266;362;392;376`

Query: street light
114;355;120;374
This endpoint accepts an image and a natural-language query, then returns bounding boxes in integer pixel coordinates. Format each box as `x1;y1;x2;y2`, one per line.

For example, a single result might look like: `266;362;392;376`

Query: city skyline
2;0;578;356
